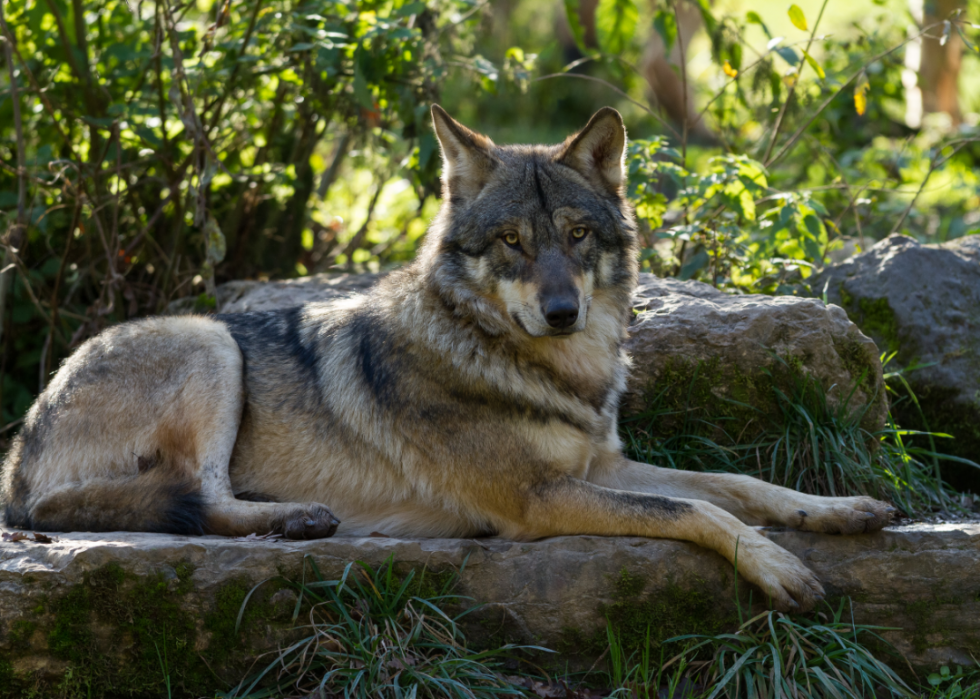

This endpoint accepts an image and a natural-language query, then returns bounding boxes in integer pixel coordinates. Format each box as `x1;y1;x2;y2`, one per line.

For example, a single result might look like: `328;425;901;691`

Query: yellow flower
854;79;870;116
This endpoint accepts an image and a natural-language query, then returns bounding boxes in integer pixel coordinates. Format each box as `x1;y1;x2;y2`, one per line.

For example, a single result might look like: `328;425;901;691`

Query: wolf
1;106;894;611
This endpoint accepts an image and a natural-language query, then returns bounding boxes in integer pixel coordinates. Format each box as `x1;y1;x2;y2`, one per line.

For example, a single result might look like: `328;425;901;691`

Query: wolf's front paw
739;535;825;612
792;496;896;535
278;503;340;539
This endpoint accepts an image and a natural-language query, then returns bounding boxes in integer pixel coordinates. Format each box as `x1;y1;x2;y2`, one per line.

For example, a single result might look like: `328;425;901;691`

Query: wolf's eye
571;226;589;241
502;231;521;248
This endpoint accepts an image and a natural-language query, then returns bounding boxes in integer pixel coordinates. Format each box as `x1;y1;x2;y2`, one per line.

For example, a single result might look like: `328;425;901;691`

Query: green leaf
728;42;743;71
595;0;638;55
563;0;588;52
738;188;756;221
774;46;799;66
788;4;807;31
82;116;116;128
679;249;710;280
385;27;416;40
745;10;770;38
803;51;825;79
472;56;499;81
418;132;436;169
694;0;717;34
394;2;427;17
803;235;823;262
803;214;823;240
808;199;828;216
352;53;374;109
653;10;676;53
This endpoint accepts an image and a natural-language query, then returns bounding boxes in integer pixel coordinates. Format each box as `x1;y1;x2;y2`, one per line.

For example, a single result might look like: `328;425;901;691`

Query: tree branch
0;1;28;350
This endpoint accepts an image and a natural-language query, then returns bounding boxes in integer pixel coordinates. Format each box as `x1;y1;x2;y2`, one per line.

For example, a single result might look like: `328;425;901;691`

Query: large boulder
1;526;979;695
623;276;887;438
172;272;887;440
810;234;980;491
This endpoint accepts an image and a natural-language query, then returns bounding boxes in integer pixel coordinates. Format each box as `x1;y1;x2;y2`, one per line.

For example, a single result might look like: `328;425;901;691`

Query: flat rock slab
2;525;979;693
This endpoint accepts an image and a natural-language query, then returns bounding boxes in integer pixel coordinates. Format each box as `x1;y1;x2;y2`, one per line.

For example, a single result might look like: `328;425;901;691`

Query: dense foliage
0;0;481;426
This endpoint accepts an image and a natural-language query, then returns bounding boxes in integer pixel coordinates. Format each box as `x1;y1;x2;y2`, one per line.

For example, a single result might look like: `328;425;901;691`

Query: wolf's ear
431;104;497;200
557;107;627;194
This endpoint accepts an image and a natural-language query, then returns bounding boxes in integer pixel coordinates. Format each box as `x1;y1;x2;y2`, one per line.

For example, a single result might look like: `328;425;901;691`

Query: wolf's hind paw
795;497;895;535
279;503;340;539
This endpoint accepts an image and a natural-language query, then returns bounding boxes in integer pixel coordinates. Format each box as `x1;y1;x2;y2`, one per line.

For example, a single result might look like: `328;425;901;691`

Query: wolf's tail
3;438;206;535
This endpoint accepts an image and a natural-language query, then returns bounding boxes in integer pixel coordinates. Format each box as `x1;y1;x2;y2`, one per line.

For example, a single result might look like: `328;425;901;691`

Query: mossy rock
622;275;887;442
0;561;294;698
810;234;980;492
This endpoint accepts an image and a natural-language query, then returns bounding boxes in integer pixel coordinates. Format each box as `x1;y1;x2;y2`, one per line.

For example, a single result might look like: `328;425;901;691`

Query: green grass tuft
663;599;915;699
599;599;916;699
222;555;548;698
622;355;977;516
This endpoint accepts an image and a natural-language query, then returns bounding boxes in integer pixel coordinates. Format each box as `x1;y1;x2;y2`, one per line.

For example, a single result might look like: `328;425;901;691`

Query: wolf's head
420;106;638;340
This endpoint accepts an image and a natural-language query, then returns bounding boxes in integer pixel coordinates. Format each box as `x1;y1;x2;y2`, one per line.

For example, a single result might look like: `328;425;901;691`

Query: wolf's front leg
592;459;896;534
500;477;824;611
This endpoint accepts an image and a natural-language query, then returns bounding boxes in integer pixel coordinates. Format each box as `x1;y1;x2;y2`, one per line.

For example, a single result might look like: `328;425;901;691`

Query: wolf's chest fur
219;276;629;536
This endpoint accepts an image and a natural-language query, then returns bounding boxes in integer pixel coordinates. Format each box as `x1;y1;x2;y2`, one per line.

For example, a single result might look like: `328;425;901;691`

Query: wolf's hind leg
12;316;338;539
593;459;895;534
176;350;340;540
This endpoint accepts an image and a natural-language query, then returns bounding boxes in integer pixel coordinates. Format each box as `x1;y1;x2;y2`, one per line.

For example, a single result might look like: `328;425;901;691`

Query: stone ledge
1;524;979;690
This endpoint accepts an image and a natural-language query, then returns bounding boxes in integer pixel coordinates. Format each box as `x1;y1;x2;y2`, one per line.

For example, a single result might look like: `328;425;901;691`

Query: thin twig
0;16;74;153
317;133;352;200
338;176;387;267
767;21;949;167
762;0;829;164
806;135;866;250
45;201;81;380
888;138;979;235
11;261;52;325
205;0;265;135
672;0;690;168
42;0;85;80
0;417;24;435
0;2;28;350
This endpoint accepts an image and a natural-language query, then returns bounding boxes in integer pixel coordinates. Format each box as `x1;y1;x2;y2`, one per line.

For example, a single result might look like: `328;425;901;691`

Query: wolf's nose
543;300;579;329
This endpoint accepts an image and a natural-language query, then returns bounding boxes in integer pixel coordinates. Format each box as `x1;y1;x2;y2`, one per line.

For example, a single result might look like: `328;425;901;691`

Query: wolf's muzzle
542;296;579;329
